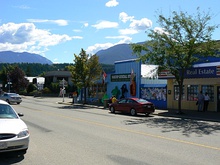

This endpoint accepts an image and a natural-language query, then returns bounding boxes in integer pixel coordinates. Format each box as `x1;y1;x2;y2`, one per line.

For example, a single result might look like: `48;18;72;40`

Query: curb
57;101;220;122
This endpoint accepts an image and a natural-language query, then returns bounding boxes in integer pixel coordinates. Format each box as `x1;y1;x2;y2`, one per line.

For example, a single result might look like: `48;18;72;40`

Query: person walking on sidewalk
197;91;204;112
203;92;210;111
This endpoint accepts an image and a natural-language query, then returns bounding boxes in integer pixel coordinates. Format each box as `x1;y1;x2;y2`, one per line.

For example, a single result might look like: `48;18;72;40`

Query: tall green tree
8;66;29;93
132;8;219;113
68;49;102;104
0;66;9;91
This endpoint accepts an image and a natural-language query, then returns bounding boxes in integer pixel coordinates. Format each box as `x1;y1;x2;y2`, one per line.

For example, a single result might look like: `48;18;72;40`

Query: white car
0;93;22;104
0;100;29;155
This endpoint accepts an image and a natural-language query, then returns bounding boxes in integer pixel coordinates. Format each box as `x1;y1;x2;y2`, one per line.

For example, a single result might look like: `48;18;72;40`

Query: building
105;59;167;109
159;58;220;112
26;77;45;90
44;71;73;86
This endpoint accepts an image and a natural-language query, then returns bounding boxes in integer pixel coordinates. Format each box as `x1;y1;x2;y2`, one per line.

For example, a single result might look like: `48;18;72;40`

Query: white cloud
27;19;68;26
15;5;30;9
92;21;118;29
72;36;83;39
84;23;89;27
73;29;82;33
130;18;152;30
86;36;132;55
105;0;119;7
119;12;134;23
154;27;169;35
118;12;152;35
0;22;75;54
86;43;114;55
119;28;139;35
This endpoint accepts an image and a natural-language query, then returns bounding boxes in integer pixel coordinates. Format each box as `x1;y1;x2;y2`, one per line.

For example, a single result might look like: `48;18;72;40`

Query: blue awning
141;84;167;88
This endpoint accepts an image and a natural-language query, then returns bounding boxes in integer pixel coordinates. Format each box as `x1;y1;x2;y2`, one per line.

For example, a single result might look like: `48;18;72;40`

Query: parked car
0;100;29;155
0;93;22;104
109;97;155;116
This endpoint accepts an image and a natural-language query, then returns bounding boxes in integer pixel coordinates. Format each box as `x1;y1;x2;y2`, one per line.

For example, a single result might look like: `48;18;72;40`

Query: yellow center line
42;110;220;151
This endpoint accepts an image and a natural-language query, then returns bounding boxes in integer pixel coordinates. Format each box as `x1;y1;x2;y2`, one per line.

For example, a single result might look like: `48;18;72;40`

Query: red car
109;98;155;116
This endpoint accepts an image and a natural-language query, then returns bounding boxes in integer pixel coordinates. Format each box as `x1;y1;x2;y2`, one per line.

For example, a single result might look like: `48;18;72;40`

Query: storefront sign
185;67;216;78
111;73;135;82
159;66;220;79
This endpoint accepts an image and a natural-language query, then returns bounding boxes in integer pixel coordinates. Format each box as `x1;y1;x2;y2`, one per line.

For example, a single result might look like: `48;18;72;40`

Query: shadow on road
123;117;220;137
0;152;25;165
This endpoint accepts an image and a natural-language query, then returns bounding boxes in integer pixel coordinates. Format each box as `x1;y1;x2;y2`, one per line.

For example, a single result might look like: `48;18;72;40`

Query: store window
174;85;185;100
187;85;198;101
202;85;214;101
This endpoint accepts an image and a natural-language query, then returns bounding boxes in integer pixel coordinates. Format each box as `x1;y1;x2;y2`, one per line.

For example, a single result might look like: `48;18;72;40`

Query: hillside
96;43;138;64
0;42;143;65
0;51;53;64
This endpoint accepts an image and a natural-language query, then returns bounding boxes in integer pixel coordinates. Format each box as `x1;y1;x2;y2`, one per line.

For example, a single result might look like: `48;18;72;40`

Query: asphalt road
1;96;220;165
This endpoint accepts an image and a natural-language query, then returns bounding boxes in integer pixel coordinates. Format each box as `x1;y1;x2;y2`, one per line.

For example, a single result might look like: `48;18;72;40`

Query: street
1;96;220;165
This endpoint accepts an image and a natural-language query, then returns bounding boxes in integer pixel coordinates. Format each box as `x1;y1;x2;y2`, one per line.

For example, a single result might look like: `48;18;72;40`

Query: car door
115;99;127;112
126;99;137;113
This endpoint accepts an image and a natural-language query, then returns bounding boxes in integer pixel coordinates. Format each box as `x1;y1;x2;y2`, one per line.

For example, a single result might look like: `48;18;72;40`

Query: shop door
217;86;220;112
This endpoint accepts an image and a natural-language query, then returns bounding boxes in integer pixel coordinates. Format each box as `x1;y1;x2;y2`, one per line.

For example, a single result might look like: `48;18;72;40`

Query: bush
42;87;51;94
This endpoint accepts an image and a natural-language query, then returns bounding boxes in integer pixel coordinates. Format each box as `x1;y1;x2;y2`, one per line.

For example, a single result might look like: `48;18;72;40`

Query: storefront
105;59;167;109
159;64;220;112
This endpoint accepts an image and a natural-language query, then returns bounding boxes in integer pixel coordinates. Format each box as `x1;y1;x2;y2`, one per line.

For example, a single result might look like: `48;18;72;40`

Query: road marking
38;110;220;151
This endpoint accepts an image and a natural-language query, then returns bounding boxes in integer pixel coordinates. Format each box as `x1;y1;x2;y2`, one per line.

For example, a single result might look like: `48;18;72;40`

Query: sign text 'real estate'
186;68;215;75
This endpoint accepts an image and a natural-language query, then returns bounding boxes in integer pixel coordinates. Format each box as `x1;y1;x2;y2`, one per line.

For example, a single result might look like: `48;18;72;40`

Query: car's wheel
6;99;10;104
17;102;20;104
130;108;136;116
110;107;115;113
145;113;150;116
17;149;27;155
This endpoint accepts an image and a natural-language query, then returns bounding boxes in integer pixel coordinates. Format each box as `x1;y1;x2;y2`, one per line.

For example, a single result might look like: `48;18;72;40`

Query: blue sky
1;0;220;63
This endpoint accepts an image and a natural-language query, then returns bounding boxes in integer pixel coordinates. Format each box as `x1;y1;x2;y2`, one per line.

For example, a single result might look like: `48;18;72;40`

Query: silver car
0;93;22;104
0;100;29;155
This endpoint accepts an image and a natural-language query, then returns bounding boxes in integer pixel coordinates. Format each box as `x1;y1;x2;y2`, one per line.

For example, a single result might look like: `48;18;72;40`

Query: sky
0;0;220;64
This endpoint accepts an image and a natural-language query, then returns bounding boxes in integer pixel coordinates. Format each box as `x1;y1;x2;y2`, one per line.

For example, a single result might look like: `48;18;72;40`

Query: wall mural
120;84;128;99
141;87;166;101
111;86;120;98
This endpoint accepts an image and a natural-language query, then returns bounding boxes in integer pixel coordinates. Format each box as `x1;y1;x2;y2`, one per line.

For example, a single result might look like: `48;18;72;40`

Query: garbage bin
104;99;109;109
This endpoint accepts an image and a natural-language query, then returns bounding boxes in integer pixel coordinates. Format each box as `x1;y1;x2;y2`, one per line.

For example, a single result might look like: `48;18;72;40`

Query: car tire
130;108;136;116
6;99;10;104
17;149;27;155
17;102;20;104
110;107;115;113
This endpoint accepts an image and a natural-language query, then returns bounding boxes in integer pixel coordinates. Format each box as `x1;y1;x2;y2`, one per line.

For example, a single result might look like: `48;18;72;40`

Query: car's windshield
8;93;19;97
0;104;18;119
136;98;150;103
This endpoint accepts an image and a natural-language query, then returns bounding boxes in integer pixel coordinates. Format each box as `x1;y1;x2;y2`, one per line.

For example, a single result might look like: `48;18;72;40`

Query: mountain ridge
0;51;53;64
0;42;143;65
96;43;137;64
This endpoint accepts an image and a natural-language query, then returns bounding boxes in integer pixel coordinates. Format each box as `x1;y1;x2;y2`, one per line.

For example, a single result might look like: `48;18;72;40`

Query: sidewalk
57;100;220;122
154;109;220;123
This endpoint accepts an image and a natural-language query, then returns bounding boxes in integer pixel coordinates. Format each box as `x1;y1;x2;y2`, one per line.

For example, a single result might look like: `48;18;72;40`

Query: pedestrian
111;95;117;103
203;92;210;111
197;91;204;112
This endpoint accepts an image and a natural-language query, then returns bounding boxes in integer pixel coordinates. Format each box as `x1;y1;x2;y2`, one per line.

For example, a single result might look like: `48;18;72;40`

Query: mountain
96;43;137;64
0;51;53;64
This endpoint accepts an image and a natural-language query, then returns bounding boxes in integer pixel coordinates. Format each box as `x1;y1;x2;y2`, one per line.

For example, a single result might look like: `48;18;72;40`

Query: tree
68;49;102;104
8;66;29;93
131;8;219;113
0;66;9;92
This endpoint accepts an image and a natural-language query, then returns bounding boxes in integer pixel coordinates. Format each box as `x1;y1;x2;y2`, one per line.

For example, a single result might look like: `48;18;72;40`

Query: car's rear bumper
139;107;155;114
